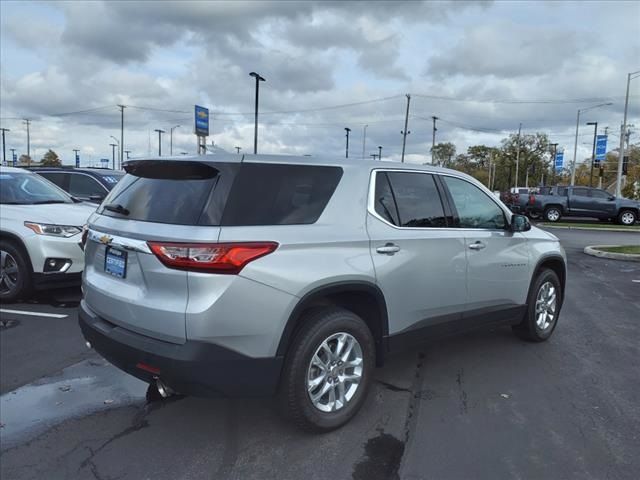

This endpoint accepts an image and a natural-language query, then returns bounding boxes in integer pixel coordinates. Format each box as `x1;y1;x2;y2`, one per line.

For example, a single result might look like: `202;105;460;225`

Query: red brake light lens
147;242;278;274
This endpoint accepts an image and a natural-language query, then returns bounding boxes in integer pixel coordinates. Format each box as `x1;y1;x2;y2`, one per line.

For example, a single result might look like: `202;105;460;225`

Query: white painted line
633;280;640;283
0;309;68;319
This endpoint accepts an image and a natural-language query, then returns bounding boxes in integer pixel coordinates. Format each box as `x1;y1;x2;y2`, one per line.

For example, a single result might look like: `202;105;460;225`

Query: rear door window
572;188;589;197
69;174;107;198
383;172;447;228
220;163;342;226
443;176;506;229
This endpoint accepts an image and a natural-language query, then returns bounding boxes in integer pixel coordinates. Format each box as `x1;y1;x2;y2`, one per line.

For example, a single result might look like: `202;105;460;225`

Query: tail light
147;241;278;274
529;194;536;205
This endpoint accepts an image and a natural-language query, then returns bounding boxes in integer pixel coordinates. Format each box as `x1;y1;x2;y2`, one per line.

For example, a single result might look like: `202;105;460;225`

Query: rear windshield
98;161;342;226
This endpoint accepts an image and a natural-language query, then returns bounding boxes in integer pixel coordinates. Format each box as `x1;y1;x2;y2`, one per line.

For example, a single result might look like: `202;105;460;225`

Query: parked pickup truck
529;186;640;225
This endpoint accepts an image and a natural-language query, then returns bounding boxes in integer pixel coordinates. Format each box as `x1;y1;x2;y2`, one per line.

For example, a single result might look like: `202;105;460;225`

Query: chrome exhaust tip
85;341;92;349
155;379;173;398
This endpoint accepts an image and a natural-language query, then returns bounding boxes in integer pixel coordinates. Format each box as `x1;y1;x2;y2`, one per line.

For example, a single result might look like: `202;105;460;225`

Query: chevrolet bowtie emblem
99;235;113;245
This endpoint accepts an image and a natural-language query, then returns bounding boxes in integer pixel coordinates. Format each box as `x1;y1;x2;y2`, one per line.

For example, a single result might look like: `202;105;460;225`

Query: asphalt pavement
1;226;638;479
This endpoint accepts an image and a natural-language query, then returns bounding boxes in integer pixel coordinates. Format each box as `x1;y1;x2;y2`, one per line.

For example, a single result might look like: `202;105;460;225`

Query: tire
617;210;637;226
279;307;375;432
528;211;541;220
544;206;562;223
513;269;562;342
0;240;32;303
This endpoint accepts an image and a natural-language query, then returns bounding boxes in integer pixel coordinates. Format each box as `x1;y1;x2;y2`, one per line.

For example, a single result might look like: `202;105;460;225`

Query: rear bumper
78;300;284;397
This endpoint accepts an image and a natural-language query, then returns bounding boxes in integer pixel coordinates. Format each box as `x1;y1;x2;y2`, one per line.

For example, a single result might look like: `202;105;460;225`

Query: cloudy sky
1;0;639;167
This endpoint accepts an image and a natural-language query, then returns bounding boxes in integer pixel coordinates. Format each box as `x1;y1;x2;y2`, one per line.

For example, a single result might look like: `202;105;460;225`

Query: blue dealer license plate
105;247;127;278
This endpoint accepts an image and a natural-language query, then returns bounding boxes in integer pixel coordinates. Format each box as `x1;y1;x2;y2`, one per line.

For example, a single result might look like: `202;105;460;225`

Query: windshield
0;172;72;205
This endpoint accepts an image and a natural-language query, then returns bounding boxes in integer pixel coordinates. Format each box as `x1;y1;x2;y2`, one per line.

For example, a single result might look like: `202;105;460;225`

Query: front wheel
0;240;32;303
544;207;562;223
617;210;637;226
513;269;562;342
279;307;375;432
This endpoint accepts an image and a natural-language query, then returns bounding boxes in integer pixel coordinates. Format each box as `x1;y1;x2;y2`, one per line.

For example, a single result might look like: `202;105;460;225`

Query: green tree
431;142;456;167
41;149;61;167
18;154;32;165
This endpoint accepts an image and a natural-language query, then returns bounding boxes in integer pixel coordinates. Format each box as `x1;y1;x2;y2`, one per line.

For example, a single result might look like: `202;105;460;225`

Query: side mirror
608;195;615;201
511;214;531;232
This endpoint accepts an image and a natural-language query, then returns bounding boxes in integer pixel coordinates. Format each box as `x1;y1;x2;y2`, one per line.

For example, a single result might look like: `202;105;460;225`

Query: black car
30;167;124;203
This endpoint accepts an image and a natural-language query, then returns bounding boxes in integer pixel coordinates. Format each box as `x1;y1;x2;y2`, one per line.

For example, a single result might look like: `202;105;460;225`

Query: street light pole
378;145;382;160
124;150;131;161
586;122;598;187
362;125;368;159
170;125;180;156
109;144;117;170
154;129;165;156
110;136;120;169
616;70;640;197
0;128;9;165
249;72;266;154
570;102;612;185
344;127;351;158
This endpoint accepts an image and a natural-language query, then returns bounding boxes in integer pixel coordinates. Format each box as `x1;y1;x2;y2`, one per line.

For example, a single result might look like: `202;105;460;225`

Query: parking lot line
0;309;69;319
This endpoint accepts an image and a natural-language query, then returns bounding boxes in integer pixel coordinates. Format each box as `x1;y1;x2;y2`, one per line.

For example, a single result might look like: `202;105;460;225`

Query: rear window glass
220;163;342;226
97;161;342;226
98;161;218;225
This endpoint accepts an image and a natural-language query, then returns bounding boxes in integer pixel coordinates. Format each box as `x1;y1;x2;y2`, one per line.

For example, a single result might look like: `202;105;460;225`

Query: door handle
376;243;401;255
468;241;486;250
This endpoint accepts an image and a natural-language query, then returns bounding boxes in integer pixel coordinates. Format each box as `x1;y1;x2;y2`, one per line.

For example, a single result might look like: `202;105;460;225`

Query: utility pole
23;119;31;165
0;128;9;165
362;125;368;159
118;105;125;170
109;144;117;170
73;149;80;168
616;71;640;197
124;150;131;160
431;116;438;164
170;125;180;156
154;129;165;156
249;72;266;154
344;127;351;158
378;145;382;160
586;121;598;187
400;94;411;163
235;146;241;154
514;123;522;190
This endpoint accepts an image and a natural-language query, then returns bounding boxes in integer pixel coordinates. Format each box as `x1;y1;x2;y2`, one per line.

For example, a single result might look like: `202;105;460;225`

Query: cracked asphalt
1;227;638;480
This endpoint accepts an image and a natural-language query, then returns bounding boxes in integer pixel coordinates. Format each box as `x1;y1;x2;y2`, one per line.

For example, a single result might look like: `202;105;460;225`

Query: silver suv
79;155;567;431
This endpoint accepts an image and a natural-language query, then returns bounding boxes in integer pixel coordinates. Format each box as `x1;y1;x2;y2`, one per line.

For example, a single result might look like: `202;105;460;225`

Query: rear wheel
617;210;637;226
544;207;562;223
0;240;32;303
513;269;562;342
279;307;375;432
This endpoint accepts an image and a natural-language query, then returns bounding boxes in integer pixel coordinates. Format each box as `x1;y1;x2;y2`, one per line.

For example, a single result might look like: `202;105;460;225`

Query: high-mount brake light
147;242;278;274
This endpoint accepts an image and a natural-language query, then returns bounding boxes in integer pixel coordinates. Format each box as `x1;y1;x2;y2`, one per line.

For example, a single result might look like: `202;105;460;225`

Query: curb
583;245;640;262
538;224;640;233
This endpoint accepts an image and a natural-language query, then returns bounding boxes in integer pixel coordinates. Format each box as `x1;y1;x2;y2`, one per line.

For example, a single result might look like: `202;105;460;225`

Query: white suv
0;166;96;302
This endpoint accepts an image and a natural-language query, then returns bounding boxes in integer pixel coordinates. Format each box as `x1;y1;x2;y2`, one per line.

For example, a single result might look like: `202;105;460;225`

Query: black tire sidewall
522;269;562;341
281;308;375;432
0;240;32;303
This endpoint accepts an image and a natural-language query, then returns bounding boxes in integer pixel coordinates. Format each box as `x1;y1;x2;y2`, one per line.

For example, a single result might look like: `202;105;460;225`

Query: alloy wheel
306;332;363;413
620;212;635;225
535;281;557;331
0;250;20;295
